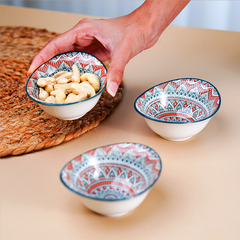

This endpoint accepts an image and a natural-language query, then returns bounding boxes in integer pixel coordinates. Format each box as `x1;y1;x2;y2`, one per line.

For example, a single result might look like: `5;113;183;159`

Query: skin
28;0;190;97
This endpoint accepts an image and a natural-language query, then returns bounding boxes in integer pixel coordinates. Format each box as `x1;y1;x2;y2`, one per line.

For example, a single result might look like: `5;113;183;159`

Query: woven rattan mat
0;26;124;157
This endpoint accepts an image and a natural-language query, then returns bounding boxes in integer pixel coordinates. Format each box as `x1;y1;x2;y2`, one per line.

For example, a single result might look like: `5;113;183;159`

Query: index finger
27;30;78;76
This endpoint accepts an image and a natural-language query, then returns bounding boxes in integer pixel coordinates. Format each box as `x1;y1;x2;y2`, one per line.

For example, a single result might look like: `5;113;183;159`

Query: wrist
130;0;190;49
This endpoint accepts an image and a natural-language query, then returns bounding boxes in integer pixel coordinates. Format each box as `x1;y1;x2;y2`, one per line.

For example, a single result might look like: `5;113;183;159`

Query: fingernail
107;82;118;97
27;68;32;78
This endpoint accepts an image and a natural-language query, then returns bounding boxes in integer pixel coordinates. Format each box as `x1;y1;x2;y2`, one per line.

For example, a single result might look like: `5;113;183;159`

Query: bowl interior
135;78;221;123
60;143;162;201
26;52;107;104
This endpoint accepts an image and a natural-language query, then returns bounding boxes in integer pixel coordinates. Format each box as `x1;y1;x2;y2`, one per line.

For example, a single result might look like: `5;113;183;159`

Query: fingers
27;19;94;76
27;31;79;76
106;54;128;97
106;74;121;97
27;26;110;76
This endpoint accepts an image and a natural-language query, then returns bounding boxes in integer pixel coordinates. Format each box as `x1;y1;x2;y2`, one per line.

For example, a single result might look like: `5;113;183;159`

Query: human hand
28;16;145;97
28;0;190;97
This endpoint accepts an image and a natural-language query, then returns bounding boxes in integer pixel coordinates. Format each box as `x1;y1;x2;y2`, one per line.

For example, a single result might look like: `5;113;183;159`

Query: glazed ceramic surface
134;78;221;141
26;52;107;120
60;143;162;217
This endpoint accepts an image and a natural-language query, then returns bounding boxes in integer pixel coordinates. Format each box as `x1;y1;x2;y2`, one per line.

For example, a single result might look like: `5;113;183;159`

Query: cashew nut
80;73;100;92
37;67;100;104
45;96;56;103
79;81;96;97
71;82;90;97
38;88;49;101
72;65;81;83
37;77;56;87
57;77;72;84
54;83;72;93
65;93;78;103
53;71;72;80
45;84;54;93
37;78;47;87
56;91;66;104
77;91;89;101
65;91;88;103
53;71;67;78
50;89;65;96
45;77;57;84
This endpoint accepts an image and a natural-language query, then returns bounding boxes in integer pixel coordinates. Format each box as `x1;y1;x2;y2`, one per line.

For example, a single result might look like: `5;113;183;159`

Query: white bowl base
105;211;129;217
62;113;85;120
161;135;192;141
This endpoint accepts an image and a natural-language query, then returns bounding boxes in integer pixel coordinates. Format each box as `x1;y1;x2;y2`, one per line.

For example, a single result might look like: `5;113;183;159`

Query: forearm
130;0;190;49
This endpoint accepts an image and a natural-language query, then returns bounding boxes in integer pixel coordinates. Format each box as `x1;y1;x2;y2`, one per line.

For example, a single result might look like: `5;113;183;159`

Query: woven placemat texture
0;26;124;157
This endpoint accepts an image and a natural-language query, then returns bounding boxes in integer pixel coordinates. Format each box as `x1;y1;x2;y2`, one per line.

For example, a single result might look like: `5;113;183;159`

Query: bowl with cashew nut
26;52;107;120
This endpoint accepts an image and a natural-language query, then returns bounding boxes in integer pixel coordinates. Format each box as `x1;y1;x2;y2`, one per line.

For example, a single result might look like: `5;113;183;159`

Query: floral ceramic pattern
135;78;221;123
26;52;107;103
60;143;162;201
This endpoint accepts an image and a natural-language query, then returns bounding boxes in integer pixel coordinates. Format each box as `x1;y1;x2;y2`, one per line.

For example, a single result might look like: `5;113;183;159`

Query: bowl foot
104;211;129;217
60;114;85;120
161;136;192;141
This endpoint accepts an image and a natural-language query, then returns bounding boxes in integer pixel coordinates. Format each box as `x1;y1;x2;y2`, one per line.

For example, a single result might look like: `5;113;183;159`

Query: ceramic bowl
134;78;221;141
26;52;107;120
60;142;162;217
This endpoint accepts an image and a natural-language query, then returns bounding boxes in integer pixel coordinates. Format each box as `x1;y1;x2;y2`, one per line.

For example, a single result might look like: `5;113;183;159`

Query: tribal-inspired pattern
135;78;221;123
60;143;162;201
27;52;107;101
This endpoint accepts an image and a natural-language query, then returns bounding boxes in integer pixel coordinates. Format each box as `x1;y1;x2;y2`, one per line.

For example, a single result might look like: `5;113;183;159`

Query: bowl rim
134;78;221;124
26;51;107;106
60;142;162;202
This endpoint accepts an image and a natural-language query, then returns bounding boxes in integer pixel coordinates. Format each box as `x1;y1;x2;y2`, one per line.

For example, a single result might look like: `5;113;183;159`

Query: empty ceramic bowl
26;52;107;120
134;78;221;141
60;142;162;217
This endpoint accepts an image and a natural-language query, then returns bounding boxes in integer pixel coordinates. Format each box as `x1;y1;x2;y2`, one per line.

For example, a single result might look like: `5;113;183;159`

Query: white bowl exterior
60;143;162;217
134;78;221;141
26;52;107;121
78;190;149;217
38;94;101;120
145;118;211;141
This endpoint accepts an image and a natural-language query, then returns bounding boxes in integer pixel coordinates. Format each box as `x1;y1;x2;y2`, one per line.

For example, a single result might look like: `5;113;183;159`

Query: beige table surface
1;5;240;240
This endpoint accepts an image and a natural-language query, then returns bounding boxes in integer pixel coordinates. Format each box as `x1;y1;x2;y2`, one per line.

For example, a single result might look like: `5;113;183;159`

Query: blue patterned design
134;78;221;124
26;52;107;104
60;143;162;201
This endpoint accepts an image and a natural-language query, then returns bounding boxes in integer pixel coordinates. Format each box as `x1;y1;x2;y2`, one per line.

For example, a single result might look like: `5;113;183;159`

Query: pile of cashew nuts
37;65;100;104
